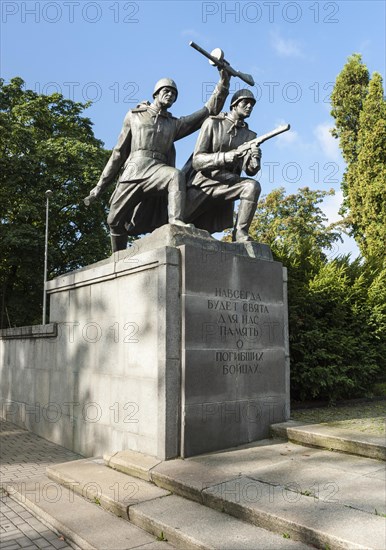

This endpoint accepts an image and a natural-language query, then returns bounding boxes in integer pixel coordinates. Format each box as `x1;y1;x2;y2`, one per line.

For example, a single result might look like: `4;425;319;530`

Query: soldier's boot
232;199;257;242
110;234;128;252
168;190;193;228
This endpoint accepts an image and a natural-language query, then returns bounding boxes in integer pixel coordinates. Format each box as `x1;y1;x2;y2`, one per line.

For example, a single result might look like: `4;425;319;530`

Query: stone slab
104;449;163;481
0;323;57;340
44;225;273;290
180;244;288;457
145;438;386;547
151;459;237;503
271;420;386;460
246;460;386;515
150;440;321;502
129;494;312;549
4;475;173;550
113;224;274;263
203;476;386;550
46;458;170;518
291;448;386;476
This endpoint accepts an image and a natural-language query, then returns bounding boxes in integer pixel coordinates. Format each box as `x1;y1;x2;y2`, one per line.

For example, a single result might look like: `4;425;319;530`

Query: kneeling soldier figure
185;89;261;241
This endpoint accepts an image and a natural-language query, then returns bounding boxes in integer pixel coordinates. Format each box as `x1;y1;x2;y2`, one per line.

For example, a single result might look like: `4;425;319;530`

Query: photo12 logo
30;81;140;104
1;2;140;24
201;2;340;24
202;81;335;105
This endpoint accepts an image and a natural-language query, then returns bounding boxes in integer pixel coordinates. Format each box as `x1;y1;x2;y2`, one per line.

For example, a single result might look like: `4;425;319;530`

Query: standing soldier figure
185;89;261;241
85;72;230;252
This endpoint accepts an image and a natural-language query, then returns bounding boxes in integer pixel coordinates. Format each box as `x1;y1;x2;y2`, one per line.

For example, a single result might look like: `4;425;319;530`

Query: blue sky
2;0;385;256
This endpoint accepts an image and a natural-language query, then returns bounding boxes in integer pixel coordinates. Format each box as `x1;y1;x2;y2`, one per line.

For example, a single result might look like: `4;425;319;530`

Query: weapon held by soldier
234;123;291;157
189;41;255;87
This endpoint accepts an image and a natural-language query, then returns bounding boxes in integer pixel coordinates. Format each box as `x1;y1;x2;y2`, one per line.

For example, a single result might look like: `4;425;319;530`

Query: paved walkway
1;415;385;549
0;419;81;549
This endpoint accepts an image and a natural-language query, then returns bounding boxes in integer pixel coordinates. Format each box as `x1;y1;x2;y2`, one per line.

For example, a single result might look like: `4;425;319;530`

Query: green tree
249;187;385;402
330;53;369;213
350;73;386;259
0;77;111;328
290;256;385;402
249;187;342;271
330;54;369;166
331;55;386;260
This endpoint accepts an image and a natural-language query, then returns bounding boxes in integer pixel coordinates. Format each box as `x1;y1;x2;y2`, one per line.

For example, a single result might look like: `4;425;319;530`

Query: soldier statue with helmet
184;88;262;242
84;71;230;252
84;44;289;250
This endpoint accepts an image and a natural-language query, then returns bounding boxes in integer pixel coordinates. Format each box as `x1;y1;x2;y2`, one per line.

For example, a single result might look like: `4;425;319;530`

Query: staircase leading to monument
7;429;383;550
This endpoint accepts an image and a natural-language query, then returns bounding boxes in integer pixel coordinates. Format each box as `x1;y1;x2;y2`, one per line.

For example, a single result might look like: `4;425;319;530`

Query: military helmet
230;89;256;108
152;78;178;99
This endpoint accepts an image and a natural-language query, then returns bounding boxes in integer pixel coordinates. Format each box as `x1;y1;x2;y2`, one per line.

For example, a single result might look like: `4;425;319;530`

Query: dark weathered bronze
189;41;255;87
235;123;290;156
84;70;230;252
184;89;289;242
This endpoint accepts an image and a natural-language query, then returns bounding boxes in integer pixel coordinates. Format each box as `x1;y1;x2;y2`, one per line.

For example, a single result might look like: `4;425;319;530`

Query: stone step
105;440;386;549
270;420;386;460
129;493;312;550
46;459;314;549
4;474;173;550
46;457;170;517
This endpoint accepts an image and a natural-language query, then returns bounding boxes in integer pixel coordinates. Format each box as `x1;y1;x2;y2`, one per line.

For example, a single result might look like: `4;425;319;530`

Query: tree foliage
330;54;369;166
290;256;386;402
250;186;342;270
250;188;385;402
330;55;386;260
0;77;111;328
350;73;386;259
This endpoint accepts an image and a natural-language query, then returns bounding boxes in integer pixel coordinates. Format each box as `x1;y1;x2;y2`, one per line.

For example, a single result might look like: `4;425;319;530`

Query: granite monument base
0;225;289;459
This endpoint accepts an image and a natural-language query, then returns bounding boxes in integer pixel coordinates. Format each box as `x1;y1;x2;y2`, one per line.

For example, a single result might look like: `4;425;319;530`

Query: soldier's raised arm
174;69;230;141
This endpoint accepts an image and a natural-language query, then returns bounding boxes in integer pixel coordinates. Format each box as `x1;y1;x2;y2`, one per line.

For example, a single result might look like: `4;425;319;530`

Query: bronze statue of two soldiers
85;45;289;252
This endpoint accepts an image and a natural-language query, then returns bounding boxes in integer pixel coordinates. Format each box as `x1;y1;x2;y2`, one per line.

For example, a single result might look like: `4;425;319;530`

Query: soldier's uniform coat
95;81;229;236
184;113;260;233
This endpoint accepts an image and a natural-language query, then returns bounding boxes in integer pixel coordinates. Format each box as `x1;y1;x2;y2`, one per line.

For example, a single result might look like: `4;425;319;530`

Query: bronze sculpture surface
184;89;261;241
85;44;290;250
85;70;230;251
184;90;290;241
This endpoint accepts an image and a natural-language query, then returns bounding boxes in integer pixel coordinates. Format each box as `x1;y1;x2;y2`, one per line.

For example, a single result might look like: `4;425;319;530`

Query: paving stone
1;420;172;549
3;412;386;550
5;474;173;550
32;538;53;548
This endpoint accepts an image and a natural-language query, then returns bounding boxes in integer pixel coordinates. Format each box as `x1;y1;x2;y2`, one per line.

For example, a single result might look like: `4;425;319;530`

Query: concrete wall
0;246;181;459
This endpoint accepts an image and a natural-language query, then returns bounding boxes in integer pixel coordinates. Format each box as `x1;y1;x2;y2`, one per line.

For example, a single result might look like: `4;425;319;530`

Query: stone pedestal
1;225;289;459
181;242;289;456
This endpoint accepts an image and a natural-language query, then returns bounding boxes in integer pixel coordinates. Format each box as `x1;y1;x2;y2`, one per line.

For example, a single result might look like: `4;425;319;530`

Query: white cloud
314;123;341;161
276;128;298;147
270;30;303;58
271;119;299;148
322;189;344;223
322;190;360;258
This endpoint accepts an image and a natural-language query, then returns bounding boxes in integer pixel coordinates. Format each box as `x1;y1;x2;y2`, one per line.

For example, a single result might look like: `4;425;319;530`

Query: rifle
235;124;290;156
189;42;255;87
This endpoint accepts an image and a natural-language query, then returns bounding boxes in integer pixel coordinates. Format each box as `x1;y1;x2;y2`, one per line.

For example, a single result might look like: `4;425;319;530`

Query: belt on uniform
130;150;168;163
